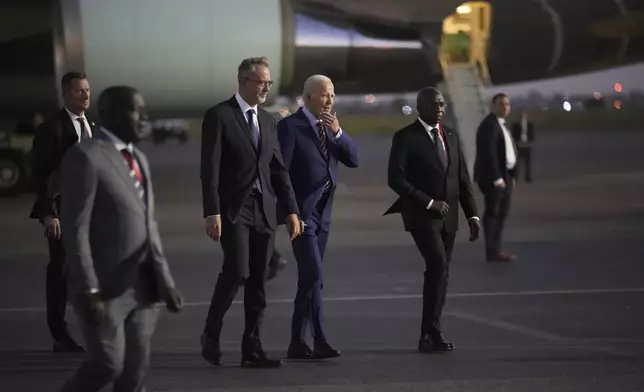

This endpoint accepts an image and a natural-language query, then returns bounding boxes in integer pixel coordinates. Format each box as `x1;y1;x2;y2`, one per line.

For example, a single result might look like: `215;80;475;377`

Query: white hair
302;74;332;97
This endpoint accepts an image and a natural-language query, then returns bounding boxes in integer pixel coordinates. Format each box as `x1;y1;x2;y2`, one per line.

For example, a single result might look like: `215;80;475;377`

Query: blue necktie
246;109;262;192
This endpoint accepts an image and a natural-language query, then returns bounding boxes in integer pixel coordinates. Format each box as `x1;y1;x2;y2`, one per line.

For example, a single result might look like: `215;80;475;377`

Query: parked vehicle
0;127;34;197
151;118;190;144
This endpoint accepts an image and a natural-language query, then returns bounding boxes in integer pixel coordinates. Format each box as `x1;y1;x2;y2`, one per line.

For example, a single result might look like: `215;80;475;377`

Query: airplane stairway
440;63;488;176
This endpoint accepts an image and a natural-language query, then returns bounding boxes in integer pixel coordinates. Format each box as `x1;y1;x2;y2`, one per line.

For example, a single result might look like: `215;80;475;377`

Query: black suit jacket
511;119;535;147
29;108;94;221
385;120;478;232
473;113;517;185
200;96;299;229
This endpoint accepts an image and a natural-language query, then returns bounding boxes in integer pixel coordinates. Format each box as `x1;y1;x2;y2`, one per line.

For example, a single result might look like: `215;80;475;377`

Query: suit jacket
29;108;95;220
385;120;477;232
277;108;359;225
60;130;175;303
200;96;299;228
511;119;535;147
473;113;517;185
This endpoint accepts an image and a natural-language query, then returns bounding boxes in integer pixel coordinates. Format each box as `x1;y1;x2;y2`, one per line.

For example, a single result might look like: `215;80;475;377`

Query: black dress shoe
313;342;341;359
53;339;84;353
287;341;314;359
241;351;283;368
201;333;222;366
418;334;455;353
267;256;287;281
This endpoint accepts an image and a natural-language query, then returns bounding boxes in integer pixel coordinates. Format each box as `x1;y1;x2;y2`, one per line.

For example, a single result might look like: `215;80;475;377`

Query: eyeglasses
246;78;273;88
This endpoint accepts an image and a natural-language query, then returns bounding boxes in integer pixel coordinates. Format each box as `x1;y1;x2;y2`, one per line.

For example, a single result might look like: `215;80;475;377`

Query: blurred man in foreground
59;86;183;392
386;87;479;353
278;75;358;360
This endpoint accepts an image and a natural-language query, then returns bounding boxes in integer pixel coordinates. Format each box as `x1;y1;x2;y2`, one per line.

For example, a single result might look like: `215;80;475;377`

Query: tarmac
0;128;643;391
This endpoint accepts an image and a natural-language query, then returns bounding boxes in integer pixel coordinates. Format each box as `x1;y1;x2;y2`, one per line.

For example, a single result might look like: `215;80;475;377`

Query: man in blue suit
278;75;359;360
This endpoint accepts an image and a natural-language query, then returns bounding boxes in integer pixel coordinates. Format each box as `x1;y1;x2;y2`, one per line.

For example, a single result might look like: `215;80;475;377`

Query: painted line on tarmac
446;310;633;358
0;287;643;314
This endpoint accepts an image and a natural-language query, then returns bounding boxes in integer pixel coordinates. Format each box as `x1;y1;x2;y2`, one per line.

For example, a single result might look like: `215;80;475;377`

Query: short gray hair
416;86;442;107
302;74;332;97
237;57;269;83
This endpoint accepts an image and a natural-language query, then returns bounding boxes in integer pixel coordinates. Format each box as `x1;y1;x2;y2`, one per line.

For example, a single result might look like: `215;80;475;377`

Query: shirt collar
418;117;439;132
302;106;322;128
101;127;133;152
235;92;257;115
64;107;86;121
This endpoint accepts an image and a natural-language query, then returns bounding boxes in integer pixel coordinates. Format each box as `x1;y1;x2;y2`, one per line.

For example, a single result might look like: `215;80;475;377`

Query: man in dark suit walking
474;93;518;262
59;86;183;392
29;71;93;352
277;75;359;360
511;110;535;183
200;57;302;369
386;87;480;353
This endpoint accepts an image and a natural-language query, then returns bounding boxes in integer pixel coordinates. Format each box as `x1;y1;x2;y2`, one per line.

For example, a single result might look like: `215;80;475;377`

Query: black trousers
517;147;533;182
479;181;513;258
410;228;456;337
46;237;71;342
271;249;282;264
203;192;275;355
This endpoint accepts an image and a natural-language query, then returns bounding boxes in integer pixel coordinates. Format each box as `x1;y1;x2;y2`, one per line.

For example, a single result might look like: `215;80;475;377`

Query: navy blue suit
277;107;358;344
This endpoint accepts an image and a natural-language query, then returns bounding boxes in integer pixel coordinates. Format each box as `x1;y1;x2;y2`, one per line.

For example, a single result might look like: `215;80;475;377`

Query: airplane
0;0;642;117
0;0;642;196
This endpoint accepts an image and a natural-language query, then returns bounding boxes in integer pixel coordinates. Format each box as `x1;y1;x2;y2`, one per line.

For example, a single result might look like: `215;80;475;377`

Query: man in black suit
29;71;93;353
511;110;535;183
474;93;518;262
200;57;302;369
386;87;480;353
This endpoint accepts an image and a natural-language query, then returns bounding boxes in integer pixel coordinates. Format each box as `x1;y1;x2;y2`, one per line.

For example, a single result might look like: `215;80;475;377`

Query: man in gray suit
59;86;184;392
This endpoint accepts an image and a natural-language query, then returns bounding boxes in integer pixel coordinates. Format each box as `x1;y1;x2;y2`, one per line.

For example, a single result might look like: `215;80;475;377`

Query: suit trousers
290;192;331;345
479;181;513;258
204;192;275;355
410;228;456;337
47;236;71;341
60;288;159;392
517;146;533;182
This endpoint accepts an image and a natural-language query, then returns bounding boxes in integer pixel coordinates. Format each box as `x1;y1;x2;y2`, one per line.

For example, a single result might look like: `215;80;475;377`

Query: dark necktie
245;109;262;192
317;121;332;194
431;128;447;169
120;149;145;200
78;118;90;139
246;109;260;149
317;121;329;158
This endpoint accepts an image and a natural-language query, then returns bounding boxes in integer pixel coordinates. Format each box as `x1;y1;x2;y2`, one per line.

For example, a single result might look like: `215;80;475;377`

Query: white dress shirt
235;92;259;133
418;117;446;154
302;106;343;140
417;118;478;221
497;117;517;170
520;117;528;142
64;107;93;141
101;127;142;175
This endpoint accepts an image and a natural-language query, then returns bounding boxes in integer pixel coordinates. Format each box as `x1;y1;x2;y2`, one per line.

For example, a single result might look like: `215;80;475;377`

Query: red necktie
120;149;144;185
437;124;449;165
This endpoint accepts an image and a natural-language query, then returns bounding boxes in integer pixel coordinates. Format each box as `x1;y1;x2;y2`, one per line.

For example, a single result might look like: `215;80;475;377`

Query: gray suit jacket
60;130;175;303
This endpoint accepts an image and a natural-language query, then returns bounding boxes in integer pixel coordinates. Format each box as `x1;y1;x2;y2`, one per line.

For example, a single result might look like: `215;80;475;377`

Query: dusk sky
295;13;422;49
294;13;643;97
